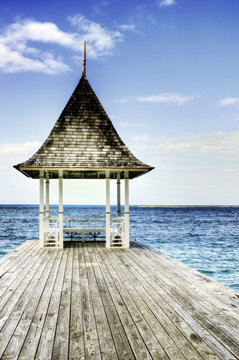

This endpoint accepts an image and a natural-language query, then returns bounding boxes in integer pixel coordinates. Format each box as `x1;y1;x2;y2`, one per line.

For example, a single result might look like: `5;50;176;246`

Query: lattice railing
44;216;60;247
43;215;125;247
110;217;125;247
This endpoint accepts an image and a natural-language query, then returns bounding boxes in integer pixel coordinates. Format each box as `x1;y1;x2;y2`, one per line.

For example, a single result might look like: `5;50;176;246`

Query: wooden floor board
35;247;69;360
128;245;239;329
133;244;239;318
122;250;220;360
52;244;73;360
2;249;61;360
109;248;208;360
89;243;151;360
115;249;221;360
0;248;56;358
0;244;44;301
0;241;37;286
0;240;238;360
93;244;171;360
17;249;63;360
126;246;239;355
84;244;118;360
123;247;239;360
68;243;84;360
0;247;48;333
0;240;33;269
80;244;102;360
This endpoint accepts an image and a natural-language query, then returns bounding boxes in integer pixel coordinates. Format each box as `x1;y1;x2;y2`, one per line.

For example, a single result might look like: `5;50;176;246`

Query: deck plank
0;240;238;360
79;244;101;360
17;249;63;360
0;248;55;358
0;241;37;289
68;243;84;360
87;244;142;360
84;243;118;360
123;246;239;360
52;244;73;360
0;247;47;332
102;247;208;360
122;249;220;360
130;246;239;341
0;240;34;269
92;244;169;360
2;249;61;359
133;244;239;324
35;247;69;360
114;248;221;360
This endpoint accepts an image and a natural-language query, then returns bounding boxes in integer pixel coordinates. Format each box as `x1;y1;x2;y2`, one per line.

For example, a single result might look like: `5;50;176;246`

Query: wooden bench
63;228;106;242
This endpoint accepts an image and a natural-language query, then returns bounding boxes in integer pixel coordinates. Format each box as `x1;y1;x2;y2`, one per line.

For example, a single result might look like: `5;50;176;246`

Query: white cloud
121;93;194;105
92;1;109;15
158;129;239;155
0;141;40;157
220;168;239;173
0;43;69;74
0;16;123;73
159;0;176;7
117;23;136;31
132;135;150;142
219;97;239;106
120;122;148;127
68;14;122;58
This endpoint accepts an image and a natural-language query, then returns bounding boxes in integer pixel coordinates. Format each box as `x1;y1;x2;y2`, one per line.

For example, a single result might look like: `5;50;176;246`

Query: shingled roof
14;64;154;179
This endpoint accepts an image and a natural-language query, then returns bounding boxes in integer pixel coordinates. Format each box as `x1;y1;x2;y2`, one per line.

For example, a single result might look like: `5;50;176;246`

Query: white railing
110;217;125;247
44;216;60;247
43;215;125;247
63;216;105;229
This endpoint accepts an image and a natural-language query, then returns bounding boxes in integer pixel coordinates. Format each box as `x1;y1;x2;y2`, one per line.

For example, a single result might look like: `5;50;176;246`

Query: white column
39;170;45;247
124;171;130;248
59;170;64;249
117;173;121;217
45;172;50;218
106;171;111;248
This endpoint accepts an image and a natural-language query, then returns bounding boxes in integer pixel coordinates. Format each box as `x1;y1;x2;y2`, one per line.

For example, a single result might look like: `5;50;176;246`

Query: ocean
0;205;238;293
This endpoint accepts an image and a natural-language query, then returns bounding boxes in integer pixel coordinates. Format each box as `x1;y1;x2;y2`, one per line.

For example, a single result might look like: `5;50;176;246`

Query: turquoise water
0;205;238;293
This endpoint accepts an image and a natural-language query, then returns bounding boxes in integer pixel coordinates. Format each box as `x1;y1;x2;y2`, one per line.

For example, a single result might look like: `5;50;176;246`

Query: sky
1;0;239;205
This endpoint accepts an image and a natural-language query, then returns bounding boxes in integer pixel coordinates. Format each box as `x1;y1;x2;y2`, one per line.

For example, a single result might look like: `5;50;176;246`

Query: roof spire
82;41;86;77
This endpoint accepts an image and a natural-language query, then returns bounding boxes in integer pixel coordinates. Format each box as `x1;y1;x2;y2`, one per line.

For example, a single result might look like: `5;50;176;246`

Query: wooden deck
0;240;238;360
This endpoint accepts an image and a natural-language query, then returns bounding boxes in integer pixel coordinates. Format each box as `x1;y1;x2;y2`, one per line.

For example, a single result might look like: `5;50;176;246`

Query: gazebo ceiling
16;169;149;180
14;48;154;180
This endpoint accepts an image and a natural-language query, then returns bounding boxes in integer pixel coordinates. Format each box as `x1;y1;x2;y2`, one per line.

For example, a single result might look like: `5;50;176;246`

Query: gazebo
14;43;154;249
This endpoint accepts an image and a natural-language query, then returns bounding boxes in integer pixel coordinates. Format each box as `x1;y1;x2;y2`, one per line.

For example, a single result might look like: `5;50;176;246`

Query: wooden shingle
14;75;154;179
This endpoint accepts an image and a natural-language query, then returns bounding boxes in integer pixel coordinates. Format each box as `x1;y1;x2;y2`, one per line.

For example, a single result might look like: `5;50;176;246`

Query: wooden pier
0;240;238;360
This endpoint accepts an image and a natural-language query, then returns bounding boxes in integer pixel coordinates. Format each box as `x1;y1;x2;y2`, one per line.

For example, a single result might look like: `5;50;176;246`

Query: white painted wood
39;170;44;248
45;172;50;218
106;171;110;248
117;173;121;217
58;170;64;249
124;171;129;248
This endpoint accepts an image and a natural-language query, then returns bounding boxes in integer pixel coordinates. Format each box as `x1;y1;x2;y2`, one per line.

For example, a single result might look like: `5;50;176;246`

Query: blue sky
1;0;239;205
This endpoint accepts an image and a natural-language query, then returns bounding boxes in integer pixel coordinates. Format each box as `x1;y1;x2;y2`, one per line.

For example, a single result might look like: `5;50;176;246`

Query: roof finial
82;41;86;77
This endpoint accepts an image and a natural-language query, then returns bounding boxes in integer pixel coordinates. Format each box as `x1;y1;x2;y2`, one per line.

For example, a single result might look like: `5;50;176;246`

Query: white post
106;171;111;248
117;173;121;217
45;172;50;218
39;170;44;247
124;171;130;248
59;170;64;249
